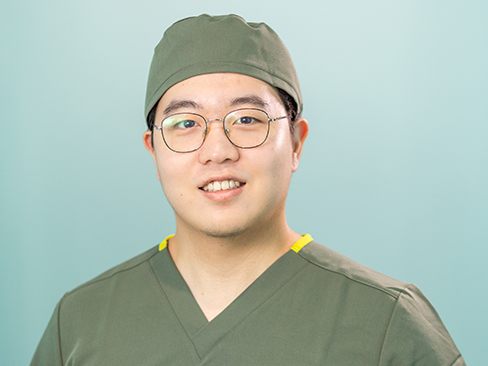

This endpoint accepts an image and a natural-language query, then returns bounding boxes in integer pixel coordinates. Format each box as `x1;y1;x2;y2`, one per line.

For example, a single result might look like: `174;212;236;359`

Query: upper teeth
203;179;241;192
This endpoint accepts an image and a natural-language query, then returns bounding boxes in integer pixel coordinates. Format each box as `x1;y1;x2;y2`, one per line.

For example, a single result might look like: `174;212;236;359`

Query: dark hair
145;88;299;148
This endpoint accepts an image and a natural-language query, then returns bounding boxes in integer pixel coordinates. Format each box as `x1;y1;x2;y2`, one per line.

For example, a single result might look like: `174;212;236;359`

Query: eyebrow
230;95;269;109
162;94;269;116
163;100;202;115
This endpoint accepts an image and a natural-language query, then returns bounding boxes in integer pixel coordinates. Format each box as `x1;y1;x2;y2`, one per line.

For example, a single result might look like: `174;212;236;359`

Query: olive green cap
144;14;302;121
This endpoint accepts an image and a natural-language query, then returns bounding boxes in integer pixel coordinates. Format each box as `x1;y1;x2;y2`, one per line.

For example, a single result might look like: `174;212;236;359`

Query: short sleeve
30;299;64;366
379;285;466;366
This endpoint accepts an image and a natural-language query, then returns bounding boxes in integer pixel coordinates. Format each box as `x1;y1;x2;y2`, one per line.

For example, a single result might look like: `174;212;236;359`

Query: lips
201;179;244;192
198;176;246;192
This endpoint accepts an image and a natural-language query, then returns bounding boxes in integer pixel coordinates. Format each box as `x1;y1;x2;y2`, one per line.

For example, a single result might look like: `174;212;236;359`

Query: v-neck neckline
148;234;313;359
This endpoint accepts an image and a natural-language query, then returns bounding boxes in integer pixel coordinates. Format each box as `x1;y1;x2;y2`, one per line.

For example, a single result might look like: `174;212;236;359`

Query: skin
143;73;308;320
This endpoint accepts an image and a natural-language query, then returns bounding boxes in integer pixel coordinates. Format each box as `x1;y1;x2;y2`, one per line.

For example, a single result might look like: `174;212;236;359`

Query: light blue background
1;1;486;365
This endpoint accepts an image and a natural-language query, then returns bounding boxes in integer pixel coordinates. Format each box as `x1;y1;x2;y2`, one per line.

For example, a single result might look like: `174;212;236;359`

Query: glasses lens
224;109;270;148
161;113;206;152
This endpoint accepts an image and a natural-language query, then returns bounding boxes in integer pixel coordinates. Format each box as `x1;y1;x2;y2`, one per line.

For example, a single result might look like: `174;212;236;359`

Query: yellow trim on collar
290;233;314;253
158;233;313;253
158;234;175;251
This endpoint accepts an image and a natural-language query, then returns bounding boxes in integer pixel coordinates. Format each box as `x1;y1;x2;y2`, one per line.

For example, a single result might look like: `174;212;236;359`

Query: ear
143;130;163;182
143;130;156;160
291;118;309;172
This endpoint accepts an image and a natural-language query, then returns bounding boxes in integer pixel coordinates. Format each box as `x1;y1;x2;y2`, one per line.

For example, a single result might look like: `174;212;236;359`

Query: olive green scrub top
31;234;465;365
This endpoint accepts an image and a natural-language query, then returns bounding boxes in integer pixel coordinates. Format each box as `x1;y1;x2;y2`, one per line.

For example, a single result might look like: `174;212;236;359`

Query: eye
235;116;259;125
235;116;256;125
175;119;197;129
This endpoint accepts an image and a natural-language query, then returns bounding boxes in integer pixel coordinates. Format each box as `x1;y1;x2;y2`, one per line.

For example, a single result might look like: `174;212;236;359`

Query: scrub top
31;234;465;365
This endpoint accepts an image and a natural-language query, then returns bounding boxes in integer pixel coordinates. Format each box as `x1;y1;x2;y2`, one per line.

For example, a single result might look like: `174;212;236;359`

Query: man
31;14;465;365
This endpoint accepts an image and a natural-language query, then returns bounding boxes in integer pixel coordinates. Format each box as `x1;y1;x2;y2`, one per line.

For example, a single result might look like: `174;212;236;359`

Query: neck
167;218;301;321
168;219;300;321
168;214;300;320
169;221;300;280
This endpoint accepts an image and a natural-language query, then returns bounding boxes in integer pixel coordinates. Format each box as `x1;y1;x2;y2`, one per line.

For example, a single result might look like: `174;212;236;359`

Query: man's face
143;73;307;238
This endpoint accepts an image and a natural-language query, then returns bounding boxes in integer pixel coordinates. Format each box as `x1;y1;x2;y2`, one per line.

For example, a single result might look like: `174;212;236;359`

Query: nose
198;119;240;164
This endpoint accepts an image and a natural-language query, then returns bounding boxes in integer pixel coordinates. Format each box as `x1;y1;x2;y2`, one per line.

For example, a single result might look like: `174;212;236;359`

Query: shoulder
379;282;464;364
62;244;159;301
298;240;408;300
32;245;162;365
298;241;464;365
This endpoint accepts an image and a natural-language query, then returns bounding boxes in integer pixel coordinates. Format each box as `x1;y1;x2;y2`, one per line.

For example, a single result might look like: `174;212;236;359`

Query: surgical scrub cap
144;14;302;121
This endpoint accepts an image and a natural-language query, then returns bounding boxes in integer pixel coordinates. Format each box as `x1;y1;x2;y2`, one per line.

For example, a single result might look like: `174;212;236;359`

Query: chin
173;204;268;239
198;222;249;239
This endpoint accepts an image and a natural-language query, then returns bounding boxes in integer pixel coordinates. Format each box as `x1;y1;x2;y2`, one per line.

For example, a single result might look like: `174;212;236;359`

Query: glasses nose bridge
206;117;223;125
204;117;230;136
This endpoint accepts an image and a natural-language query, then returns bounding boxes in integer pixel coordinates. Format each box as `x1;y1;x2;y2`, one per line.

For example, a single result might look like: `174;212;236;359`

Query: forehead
158;73;282;111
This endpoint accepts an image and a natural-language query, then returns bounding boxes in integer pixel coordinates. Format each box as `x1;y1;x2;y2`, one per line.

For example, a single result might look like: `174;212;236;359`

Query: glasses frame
153;107;288;153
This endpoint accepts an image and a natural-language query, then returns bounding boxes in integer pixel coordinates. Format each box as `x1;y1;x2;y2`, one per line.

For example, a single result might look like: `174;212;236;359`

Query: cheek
269;128;295;171
254;129;295;187
155;155;190;200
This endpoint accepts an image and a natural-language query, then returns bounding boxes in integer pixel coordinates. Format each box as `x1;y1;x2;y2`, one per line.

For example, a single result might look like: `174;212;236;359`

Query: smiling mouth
199;179;246;192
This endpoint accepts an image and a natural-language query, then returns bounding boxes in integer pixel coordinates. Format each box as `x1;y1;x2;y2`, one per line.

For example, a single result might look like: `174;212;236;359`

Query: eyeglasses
153;108;288;153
